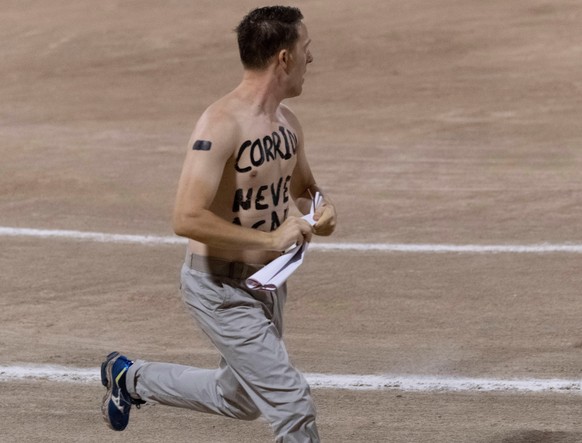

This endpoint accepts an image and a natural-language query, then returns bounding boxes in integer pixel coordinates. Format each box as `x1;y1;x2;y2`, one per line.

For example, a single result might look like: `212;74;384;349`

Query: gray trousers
126;253;320;443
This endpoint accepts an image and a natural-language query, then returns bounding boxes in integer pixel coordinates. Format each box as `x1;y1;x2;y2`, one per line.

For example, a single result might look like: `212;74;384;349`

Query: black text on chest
234;126;298;173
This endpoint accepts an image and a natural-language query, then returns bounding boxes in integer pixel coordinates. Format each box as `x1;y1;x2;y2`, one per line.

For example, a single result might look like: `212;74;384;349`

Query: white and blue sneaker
100;351;143;431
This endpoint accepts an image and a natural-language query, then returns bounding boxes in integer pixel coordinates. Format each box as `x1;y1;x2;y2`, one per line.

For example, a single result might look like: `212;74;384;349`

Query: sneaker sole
101;352;127;431
101;351;120;387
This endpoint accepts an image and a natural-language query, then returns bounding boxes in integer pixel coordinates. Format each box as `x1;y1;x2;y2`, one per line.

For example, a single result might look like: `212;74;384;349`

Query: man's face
287;22;313;97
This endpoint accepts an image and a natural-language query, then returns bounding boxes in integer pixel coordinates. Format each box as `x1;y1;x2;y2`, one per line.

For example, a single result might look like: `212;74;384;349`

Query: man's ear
278;49;291;73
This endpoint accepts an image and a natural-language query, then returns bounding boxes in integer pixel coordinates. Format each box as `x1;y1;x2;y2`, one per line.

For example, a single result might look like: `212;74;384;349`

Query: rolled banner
246;192;322;291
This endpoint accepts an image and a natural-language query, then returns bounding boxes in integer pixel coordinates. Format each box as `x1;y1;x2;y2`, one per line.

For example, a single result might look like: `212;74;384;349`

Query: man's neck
235;68;287;117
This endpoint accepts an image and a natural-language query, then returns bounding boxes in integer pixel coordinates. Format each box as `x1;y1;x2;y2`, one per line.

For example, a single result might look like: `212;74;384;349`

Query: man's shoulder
278;102;297;119
202;98;240;125
195;99;242;141
278;103;302;133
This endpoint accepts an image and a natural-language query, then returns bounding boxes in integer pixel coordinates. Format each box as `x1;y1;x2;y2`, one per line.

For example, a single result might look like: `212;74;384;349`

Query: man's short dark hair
235;6;304;70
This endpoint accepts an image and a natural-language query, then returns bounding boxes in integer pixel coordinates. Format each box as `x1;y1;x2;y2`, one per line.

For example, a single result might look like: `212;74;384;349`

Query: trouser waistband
185;252;262;280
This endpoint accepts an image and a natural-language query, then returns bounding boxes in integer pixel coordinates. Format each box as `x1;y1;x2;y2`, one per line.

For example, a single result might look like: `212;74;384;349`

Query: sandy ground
1;0;582;441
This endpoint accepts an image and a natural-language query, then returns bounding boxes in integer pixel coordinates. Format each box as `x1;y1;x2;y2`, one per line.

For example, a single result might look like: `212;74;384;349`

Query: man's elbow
172;213;191;238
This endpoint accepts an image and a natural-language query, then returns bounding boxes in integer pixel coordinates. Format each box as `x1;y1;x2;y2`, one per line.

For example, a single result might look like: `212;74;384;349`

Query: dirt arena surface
2;0;582;442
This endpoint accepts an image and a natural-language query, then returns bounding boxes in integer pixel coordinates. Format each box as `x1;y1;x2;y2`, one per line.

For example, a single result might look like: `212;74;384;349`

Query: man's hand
313;200;337;236
271;217;313;251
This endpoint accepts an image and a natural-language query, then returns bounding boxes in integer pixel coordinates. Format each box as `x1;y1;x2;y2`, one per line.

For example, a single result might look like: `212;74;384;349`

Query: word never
232;175;291;231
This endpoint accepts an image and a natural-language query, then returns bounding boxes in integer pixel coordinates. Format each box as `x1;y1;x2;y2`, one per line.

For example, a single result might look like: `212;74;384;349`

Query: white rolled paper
246;192;322;291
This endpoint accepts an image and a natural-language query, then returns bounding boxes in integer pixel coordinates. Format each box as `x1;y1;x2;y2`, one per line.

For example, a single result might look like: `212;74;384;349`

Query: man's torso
189;103;300;264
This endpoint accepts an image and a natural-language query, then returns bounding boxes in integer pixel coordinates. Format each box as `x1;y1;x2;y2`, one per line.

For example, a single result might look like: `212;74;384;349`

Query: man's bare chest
224;123;299;232
233;124;298;175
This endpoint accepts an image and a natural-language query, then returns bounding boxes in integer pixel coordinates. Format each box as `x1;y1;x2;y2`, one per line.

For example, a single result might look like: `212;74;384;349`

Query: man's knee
236;407;262;421
222;384;261;421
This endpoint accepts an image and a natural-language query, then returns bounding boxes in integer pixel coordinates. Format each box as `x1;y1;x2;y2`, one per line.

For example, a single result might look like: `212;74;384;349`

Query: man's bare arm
286;111;337;236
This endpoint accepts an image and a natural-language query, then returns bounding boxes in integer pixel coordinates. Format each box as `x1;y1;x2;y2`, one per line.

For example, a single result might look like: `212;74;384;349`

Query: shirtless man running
100;6;336;442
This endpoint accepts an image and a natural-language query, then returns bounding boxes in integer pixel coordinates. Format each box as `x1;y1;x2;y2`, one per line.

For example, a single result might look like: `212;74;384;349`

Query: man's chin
283;80;304;99
290;85;303;98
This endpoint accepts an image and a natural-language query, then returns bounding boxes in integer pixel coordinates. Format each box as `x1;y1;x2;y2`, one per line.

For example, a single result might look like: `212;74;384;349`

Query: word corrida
235;126;298;173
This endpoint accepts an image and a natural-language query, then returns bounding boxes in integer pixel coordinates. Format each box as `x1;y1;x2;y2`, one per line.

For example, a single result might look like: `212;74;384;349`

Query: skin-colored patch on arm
192;140;212;151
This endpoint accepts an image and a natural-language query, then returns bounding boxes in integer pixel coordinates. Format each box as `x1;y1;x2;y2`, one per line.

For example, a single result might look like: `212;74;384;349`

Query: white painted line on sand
311;242;582;253
2;226;582;253
0;365;100;384
0;227;185;246
0;365;580;393
305;373;581;393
